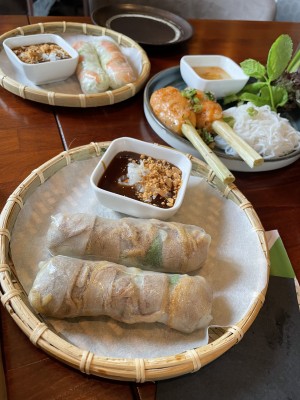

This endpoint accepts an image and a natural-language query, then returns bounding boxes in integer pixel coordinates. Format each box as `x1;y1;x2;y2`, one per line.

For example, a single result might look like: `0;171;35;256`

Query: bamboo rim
0;22;151;107
0;142;270;382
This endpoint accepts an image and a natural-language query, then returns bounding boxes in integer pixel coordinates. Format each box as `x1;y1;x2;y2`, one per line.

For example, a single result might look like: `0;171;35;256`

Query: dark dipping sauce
98;151;182;209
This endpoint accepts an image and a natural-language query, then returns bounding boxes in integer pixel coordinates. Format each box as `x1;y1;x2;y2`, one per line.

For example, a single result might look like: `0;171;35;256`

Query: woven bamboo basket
0;22;151;107
0;142;270;382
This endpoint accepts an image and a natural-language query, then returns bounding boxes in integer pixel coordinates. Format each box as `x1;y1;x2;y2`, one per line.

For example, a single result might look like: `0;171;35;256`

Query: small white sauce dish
3;33;79;85
180;55;248;98
90;137;192;220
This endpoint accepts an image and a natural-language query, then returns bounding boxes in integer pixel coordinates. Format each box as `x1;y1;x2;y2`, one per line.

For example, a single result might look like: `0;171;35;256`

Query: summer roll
47;213;211;273
28;255;213;333
73;40;110;94
93;37;137;89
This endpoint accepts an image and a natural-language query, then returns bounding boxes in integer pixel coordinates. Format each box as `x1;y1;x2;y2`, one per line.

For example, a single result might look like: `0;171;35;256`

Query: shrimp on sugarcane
150;86;197;135
150;86;263;169
150;86;223;146
150;86;237;183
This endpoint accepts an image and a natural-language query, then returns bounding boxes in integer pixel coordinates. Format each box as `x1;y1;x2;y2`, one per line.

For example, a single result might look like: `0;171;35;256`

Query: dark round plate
91;3;193;46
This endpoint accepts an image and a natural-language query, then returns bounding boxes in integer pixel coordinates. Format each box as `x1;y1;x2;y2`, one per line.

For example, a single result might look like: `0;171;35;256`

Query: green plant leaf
272;86;289;108
242;81;267;94
222;93;240;104
287;49;300;73
240;59;266;79
239;92;272;108
143;235;162;269
267;34;293;81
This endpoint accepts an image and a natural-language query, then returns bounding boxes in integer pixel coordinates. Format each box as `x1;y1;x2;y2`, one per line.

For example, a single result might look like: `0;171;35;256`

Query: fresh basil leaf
240;59;266;79
267;34;293;81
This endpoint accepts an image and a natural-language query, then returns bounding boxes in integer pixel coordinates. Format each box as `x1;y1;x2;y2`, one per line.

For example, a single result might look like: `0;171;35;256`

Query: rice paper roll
93;37;137;89
73;40;110;94
47;213;211;273
28;255;213;333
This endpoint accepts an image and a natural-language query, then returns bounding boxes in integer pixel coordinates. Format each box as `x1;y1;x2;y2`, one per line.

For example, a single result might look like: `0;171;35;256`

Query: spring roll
47;213;211;273
73;40;110;94
93;37;137;89
28;255;213;333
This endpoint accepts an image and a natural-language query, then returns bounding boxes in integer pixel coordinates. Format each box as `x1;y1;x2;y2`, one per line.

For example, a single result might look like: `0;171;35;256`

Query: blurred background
0;0;84;16
0;0;299;22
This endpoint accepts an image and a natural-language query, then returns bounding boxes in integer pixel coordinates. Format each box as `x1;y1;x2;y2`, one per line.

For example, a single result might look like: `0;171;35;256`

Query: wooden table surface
0;14;299;400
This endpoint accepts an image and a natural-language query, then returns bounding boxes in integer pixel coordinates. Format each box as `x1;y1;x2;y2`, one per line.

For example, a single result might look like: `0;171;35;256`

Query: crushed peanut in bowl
90;137;192;220
98;151;182;209
12;43;72;64
3;33;79;85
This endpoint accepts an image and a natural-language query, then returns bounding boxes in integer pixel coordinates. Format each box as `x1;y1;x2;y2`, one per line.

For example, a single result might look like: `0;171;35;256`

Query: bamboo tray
0;142;270;382
0;22;151;107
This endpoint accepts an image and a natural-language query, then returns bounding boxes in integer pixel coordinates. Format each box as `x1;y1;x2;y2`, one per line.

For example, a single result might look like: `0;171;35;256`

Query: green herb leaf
287;49;300;73
240;59;266;79
181;88;197;99
242;81;267;94
144;235;162;270
267;34;293;81
169;274;180;286
239;92;272;108
204;91;216;101
223;93;240;104
222;116;235;127
271;85;289;109
199;129;215;146
247;107;258;117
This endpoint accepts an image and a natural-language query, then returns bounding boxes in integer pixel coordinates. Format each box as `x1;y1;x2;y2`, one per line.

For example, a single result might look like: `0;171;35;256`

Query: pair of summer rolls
47;213;211;273
73;37;137;94
28;255;213;333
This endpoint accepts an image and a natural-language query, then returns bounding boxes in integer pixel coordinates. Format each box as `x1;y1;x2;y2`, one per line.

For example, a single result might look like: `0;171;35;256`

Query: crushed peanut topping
12;43;71;64
98;151;183;210
134;154;182;208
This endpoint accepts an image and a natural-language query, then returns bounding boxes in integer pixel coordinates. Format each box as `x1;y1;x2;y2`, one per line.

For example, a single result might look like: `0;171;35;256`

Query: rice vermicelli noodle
215;102;300;159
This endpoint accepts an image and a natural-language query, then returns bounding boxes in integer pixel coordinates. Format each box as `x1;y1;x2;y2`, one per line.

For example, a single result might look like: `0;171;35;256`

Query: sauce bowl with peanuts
90;137;192;219
3;33;79;85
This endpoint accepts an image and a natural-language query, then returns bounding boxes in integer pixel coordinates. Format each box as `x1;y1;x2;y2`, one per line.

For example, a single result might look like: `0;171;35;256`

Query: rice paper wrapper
10;156;268;358
0;33;142;94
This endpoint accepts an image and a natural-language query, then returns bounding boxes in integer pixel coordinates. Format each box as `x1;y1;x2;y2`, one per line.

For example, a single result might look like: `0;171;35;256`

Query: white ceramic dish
180;55;248;98
90;137;192;219
144;66;300;172
3;33;79;84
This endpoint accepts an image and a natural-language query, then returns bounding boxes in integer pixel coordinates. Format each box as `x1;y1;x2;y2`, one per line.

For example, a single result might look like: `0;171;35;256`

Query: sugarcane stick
182;122;235;184
212;120;264;168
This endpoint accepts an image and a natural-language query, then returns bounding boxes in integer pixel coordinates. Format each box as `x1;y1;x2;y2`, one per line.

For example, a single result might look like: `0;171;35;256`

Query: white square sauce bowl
180;55;248;98
90;137;192;220
3;33;79;85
